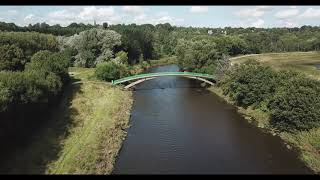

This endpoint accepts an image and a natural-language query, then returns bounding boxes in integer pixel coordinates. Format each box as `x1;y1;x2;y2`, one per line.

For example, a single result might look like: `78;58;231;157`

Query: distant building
208;30;213;35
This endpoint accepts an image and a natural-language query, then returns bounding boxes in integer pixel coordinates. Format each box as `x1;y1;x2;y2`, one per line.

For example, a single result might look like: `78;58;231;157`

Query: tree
63;28;121;67
175;38;227;74
113;51;128;64
103;22;108;29
0;44;25;71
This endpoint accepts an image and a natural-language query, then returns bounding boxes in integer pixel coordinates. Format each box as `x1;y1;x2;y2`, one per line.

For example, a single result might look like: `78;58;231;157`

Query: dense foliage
0;44;25;71
218;60;320;132
0;31;59;60
60;28;121;68
2;21;320;65
176;39;230;75
95;61;130;81
0;49;70;142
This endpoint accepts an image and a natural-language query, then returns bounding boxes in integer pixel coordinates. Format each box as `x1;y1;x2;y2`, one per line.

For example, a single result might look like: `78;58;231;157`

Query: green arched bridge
112;72;216;89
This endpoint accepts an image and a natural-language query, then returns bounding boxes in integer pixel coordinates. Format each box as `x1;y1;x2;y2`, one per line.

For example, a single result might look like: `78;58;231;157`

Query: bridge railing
112;72;215;85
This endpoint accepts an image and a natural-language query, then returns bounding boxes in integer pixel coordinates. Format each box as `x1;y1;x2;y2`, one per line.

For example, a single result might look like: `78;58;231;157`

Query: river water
113;65;311;174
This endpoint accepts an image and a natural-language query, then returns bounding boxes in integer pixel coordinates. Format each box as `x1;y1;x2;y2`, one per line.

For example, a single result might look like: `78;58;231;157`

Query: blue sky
0;6;319;28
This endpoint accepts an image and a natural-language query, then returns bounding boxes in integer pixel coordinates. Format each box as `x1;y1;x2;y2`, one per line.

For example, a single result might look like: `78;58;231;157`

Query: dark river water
112;65;312;174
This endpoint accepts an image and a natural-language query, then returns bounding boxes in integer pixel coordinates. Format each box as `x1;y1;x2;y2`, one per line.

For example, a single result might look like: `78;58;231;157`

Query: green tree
0;44;25;71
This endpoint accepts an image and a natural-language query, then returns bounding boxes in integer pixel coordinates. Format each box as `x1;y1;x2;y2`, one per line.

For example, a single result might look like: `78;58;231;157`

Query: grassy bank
230;51;320;80
208;85;320;174
46;68;133;174
0;67;133;174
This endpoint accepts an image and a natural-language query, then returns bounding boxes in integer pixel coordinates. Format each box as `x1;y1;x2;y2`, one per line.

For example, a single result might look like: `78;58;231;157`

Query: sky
0;6;319;28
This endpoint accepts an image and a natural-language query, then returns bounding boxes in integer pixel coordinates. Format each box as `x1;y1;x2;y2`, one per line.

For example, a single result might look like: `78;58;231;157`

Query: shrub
26;50;70;83
95;61;130;82
268;75;320;131
218;60;277;108
219;59;320;132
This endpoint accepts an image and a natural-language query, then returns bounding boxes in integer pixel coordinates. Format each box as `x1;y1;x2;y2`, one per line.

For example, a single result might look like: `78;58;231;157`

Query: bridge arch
112;72;216;89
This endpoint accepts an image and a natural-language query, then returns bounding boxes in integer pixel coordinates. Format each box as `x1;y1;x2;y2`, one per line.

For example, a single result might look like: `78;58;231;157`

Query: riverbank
0;67;133;174
208;85;319;174
46;68;133;174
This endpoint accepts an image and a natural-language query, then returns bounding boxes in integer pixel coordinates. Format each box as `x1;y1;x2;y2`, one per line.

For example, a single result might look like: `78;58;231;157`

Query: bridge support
124;77;156;89
185;76;215;86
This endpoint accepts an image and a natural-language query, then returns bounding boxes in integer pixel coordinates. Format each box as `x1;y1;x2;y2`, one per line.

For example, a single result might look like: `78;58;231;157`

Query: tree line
2;21;320;64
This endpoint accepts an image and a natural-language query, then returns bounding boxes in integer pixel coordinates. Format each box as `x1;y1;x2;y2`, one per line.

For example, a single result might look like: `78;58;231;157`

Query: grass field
230;51;320;80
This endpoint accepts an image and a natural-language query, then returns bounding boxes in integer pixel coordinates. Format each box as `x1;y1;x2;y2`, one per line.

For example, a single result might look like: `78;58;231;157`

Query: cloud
122;6;144;14
45;6;121;26
24;14;38;24
299;8;320;18
251;19;264;27
276;19;298;27
237;18;265;28
131;11;184;26
0;9;19;17
274;8;299;19
256;6;273;11
48;9;76;20
234;7;266;18
79;6;115;20
190;6;209;13
133;13;147;22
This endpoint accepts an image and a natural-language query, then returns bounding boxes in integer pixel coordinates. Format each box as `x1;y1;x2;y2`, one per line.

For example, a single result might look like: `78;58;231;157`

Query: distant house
208;30;213;35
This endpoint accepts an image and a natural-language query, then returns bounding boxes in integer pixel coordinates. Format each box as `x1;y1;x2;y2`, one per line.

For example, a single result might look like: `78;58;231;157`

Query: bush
95;61;130;82
219;60;277;108
268;75;320;131
219;59;320;132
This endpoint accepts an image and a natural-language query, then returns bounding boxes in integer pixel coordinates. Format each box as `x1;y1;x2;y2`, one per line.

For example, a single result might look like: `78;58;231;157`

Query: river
112;64;311;174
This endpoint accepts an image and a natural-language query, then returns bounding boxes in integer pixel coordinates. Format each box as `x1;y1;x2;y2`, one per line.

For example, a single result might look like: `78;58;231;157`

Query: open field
230;51;320;80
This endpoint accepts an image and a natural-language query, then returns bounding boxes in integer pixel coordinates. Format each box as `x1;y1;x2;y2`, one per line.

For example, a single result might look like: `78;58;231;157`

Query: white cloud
299;8;320;18
122;6;144;14
190;6;209;13
133;13;147;22
24;14;38;24
234;7;266;18
237;18;265;28
48;9;76;20
275;8;299;19
277;19;298;27
45;6;121;26
79;6;115;20
251;19;264;27
256;6;273;11
0;9;19;17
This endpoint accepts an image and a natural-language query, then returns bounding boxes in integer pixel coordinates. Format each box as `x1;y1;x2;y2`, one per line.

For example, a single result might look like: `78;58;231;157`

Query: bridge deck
112;72;215;85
